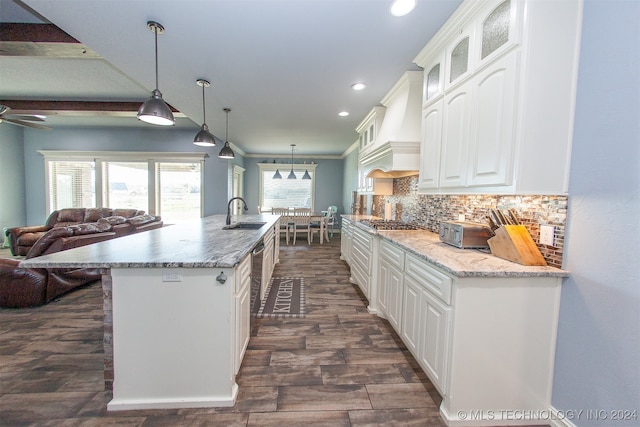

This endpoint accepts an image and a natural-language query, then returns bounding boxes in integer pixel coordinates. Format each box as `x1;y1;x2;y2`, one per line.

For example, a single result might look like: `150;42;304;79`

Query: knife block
487;225;547;266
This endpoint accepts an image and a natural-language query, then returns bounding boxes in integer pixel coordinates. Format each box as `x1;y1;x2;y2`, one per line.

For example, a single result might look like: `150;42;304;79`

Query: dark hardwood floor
0;235;446;426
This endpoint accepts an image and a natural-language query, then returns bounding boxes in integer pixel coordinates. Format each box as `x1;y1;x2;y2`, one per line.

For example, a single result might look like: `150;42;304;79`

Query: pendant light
218;108;235;159
137;21;175;126
193;79;216;147
287;144;297;179
302;169;311;180
273;169;282;179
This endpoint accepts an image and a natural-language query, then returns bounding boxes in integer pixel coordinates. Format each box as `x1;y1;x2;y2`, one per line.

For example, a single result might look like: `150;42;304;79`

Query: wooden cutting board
487;225;547;266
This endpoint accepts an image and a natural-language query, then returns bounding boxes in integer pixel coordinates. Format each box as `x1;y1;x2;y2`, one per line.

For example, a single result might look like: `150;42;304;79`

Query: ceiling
1;0;462;156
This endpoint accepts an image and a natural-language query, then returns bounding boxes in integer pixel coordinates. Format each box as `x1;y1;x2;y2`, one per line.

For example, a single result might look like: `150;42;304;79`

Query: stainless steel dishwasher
250;240;265;322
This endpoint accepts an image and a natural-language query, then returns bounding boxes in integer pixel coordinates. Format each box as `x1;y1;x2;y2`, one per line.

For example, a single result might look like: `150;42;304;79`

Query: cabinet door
440;81;472;188
386;263;404;332
234;256;252;374
377;260;390;318
468;52;518;187
418;98;443;191
401;275;421;355
418;289;451;394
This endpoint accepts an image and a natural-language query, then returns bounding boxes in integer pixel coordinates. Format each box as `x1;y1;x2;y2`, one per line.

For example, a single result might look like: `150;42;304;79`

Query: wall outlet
458;214;465;222
540;225;555;246
162;269;182;282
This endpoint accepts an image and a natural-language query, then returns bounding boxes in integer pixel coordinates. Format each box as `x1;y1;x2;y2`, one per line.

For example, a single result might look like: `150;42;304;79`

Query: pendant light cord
225;109;229;141
154;26;159;90
202;84;206;124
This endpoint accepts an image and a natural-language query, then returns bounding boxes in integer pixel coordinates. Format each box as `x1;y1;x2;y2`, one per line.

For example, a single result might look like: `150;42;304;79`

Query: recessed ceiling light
390;0;416;17
351;83;367;91
338;111;350;117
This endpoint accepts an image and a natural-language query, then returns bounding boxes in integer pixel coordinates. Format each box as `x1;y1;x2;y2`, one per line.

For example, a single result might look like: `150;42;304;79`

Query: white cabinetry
349;225;375;300
340;217;353;264
234;254;252;374
371;235;563;426
414;0;582;194
403;253;452;394
377;240;405;331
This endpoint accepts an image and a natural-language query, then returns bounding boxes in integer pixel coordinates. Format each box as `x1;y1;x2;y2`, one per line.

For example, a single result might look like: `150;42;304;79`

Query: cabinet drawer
405;254;452;305
380;240;405;269
236;254;251;293
351;239;371;270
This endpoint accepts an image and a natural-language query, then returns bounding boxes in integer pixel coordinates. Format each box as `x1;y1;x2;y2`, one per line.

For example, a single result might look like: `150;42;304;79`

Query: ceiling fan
0;105;51;130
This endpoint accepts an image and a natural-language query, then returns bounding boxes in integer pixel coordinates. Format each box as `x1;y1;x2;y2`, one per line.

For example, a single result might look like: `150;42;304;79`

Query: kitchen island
341;215;569;426
21;214;280;411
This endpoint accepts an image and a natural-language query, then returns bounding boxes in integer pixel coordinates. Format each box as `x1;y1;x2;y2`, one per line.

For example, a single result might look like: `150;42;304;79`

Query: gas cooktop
358;220;427;231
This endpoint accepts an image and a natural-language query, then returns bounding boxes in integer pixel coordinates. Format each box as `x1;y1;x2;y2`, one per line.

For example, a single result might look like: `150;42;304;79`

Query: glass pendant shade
138;22;175;126
287;170;296;179
302;169;311;180
218;108;236;159
273;169;282;179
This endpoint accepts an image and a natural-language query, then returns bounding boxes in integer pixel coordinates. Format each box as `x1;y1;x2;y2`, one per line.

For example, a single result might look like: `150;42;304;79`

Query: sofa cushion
127;214;158;226
84;208;114;223
56;208;86;224
69;222;113;235
113;209;144;218
98;216;128;225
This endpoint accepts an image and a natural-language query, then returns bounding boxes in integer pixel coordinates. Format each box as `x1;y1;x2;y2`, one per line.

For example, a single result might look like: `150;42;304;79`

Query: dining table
274;209;329;244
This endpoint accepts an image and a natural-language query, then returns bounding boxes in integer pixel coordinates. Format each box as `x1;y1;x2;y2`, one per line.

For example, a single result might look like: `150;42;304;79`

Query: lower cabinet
340;217;353;264
372;236;563;426
349;225;375;300
401;257;452;395
234;254;252;375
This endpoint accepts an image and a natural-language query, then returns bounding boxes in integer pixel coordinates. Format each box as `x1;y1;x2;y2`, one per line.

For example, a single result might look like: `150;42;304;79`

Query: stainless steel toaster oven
439;221;492;249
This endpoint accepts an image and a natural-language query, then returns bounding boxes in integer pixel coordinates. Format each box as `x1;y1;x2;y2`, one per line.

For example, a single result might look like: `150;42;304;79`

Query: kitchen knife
507;209;520;225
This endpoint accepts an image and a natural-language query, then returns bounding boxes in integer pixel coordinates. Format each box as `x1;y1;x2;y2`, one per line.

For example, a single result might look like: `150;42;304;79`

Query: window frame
39;151;207;219
257;162;317;212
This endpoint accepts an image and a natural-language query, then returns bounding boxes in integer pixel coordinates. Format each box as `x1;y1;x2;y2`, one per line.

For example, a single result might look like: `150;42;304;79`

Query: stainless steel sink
222;222;267;230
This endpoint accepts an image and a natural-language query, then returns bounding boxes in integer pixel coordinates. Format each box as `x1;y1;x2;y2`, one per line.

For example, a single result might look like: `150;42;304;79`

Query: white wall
552;0;640;423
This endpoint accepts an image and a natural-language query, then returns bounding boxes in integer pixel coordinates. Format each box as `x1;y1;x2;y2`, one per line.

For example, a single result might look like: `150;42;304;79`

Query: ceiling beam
0;100;186;118
0;23;100;58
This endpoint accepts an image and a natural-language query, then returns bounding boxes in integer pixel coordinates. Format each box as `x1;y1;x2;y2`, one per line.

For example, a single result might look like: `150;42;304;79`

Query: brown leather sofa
0;214;162;308
5;208;144;256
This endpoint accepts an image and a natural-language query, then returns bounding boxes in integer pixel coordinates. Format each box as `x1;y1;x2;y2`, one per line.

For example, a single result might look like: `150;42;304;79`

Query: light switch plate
540;225;555;246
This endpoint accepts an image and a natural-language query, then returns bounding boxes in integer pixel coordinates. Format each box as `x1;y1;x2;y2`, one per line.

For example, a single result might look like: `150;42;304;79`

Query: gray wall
0;125;27;232
552;0;640;423
242;157;344;216
20;127;241;224
342;147;359;216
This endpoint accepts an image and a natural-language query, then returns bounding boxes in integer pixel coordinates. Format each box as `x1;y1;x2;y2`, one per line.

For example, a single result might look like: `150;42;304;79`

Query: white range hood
360;70;422;178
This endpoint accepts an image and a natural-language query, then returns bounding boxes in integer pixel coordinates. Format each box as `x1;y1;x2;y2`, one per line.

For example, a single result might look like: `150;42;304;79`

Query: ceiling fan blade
3;114;46;122
4;118;51;130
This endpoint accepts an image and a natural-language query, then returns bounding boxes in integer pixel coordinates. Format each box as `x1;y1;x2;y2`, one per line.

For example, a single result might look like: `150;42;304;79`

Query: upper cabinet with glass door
414;0;582;195
356;106;385;155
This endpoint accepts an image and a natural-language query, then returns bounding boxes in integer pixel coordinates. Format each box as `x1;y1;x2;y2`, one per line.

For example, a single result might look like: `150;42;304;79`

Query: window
157;162;202;222
103;162;149;210
48;160;95;211
258;163;317;212
41;151;206;223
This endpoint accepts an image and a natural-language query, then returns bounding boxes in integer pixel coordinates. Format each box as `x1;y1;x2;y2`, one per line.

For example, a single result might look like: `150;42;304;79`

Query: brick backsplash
371;176;567;268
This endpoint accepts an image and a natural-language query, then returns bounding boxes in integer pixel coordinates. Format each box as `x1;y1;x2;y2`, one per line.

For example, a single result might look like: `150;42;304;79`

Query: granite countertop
20;214;279;269
344;216;568;278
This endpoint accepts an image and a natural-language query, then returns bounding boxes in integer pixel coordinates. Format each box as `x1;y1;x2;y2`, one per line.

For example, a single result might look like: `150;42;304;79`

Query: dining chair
310;214;330;244
271;207;292;244
292;207;311;245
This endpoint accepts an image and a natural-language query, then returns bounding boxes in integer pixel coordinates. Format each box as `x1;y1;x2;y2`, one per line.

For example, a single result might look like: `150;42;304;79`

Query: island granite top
342;215;568;278
20;214;279;269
